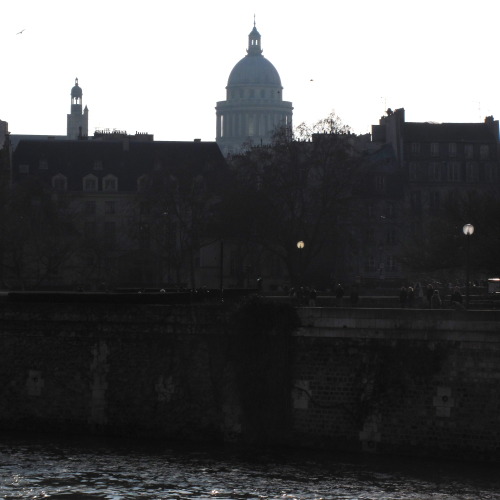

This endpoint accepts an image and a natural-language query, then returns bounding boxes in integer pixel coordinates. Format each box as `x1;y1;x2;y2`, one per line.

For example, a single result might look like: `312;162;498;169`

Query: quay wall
1;297;500;461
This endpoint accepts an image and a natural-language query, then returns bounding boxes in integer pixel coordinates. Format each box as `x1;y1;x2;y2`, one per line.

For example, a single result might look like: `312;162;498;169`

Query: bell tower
67;78;89;139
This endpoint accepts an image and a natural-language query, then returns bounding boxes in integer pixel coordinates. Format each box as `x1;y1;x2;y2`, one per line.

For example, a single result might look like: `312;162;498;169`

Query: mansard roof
404;121;499;143
12;139;228;191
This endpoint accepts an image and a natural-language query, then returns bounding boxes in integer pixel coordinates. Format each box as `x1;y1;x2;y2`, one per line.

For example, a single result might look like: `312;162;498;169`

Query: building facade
215;24;293;156
368;108;500;284
8;136;230;290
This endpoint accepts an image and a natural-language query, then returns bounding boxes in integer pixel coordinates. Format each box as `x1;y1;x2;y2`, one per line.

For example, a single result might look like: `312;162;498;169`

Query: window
375;175;385;192
410;191;421;214
411;143;420;154
448;161;461;182
386;202;395;218
83;175;98;192
19;164;29;174
430;143;439;157
386;256;396;272
84;221;96;237
137;175;147;192
105;201;116;215
428;162;441;181
448;143;457;157
85;201;96;215
260;89;265;98
430;191;440;212
386;229;397;245
485;163;498;182
93;160;103;170
466;161;478;181
366;256;376;273
464;144;474;159
39;160;48;170
480;145;489;160
52;174;67;191
409;161;418;181
103;175;118;192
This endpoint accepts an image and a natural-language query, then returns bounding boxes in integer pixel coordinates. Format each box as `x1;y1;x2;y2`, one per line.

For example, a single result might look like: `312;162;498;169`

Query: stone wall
1;298;500;461
291;307;500;461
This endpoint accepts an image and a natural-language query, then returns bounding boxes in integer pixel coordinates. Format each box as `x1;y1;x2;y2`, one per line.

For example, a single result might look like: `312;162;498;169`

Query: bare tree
225;112;365;287
0;178;79;289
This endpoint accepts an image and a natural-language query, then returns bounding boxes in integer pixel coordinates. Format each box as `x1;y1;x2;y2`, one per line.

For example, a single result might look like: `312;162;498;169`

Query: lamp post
219;239;224;302
297;241;305;286
462;224;474;309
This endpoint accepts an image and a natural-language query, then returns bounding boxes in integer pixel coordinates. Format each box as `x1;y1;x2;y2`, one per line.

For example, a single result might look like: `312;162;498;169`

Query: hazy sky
2;0;499;141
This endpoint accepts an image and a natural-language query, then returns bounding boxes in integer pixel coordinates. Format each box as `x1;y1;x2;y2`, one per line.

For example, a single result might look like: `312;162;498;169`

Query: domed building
67;78;89;139
216;23;293;155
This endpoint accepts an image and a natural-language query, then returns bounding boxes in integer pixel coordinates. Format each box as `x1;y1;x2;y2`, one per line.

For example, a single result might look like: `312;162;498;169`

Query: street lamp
462;224;474;309
297;241;305;286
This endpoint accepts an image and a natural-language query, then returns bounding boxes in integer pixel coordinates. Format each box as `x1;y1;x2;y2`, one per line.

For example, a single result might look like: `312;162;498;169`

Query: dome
71;78;82;98
227;55;282;87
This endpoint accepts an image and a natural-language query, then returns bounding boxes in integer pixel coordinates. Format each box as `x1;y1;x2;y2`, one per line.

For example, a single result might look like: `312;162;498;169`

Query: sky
1;0;499;141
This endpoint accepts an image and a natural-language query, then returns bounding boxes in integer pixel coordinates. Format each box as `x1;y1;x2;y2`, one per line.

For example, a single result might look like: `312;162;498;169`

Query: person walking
426;284;434;308
407;286;415;308
431;289;442;309
450;286;463;309
399;286;408;308
335;283;344;307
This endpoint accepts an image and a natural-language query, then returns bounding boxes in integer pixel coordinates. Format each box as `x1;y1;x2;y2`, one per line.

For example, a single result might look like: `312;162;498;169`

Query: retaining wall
1;298;500;461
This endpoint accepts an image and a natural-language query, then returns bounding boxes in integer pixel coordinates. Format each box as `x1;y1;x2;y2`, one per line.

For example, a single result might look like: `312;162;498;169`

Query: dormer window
52;174;67;191
103;175;118;192
83;174;98;192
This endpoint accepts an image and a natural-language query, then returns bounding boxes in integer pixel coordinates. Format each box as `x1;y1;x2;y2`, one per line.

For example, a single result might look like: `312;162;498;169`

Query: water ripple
1;434;500;499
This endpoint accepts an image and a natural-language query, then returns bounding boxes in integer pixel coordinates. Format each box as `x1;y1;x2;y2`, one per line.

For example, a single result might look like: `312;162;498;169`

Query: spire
247;19;262;56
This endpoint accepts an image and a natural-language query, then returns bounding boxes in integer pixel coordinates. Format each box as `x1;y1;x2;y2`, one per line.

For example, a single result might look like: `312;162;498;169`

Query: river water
1;432;499;499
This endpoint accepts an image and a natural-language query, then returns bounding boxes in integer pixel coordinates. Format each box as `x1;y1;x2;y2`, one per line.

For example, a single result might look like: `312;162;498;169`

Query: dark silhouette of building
9;136;229;290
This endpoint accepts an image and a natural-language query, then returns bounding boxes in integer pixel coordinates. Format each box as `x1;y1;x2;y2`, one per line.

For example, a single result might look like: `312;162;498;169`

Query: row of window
84;200;117;215
409;191;444;213
410;142;491;160
409;161;498;182
365;256;397;273
51;174;118;192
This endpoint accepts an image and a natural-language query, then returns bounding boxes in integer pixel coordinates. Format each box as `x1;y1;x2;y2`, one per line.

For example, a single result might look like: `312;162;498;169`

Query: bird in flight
16;29;25;35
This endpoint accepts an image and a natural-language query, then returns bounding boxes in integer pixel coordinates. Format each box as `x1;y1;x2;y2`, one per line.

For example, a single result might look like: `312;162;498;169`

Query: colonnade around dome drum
216;106;292;142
